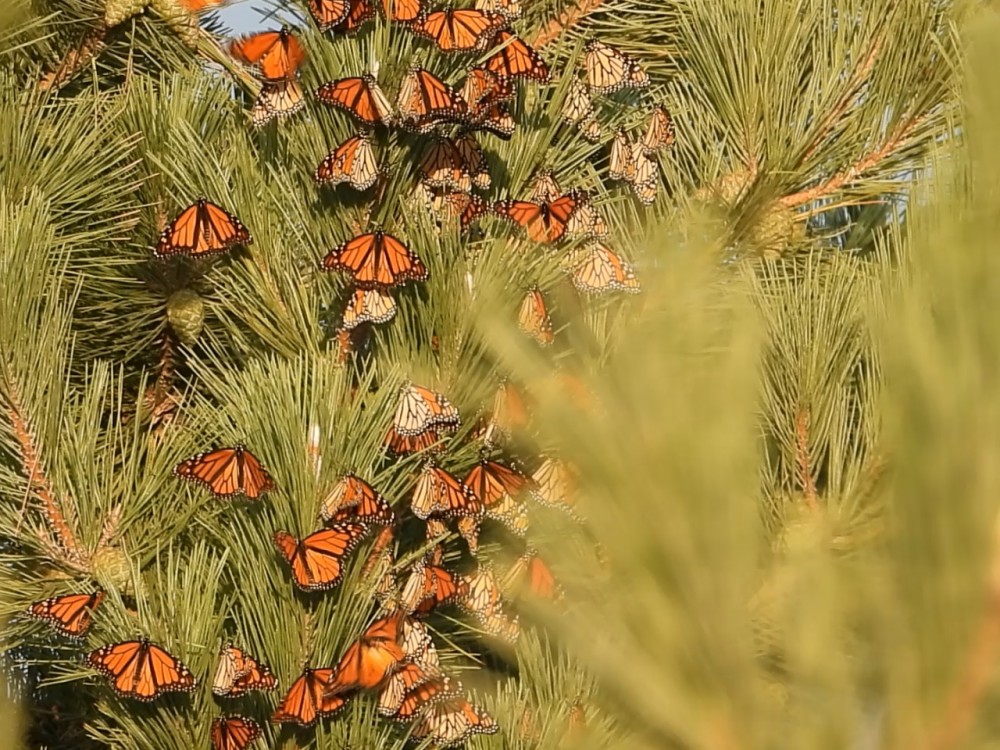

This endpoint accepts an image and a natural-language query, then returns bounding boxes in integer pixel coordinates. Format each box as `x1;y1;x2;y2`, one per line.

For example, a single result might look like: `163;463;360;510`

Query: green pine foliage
0;0;989;750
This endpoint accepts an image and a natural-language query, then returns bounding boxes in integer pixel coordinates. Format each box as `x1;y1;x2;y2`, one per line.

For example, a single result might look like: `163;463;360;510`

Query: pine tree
0;1;978;750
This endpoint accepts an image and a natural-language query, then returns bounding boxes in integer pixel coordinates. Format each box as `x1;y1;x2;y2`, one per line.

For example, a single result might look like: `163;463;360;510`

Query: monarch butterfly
393;382;461;436
332;0;376;32
493;190;585;244
507;550;562;601
392;667;461;721
460;565;519;640
272;668;347;725
570;243;641;294
425;191;488;229
517;288;554;346
411;464;481;519
411;695;499;746
483;380;530;444
561;78;600;142
174;445;274;500
463;460;533;509
155;199;252;258
315;74;394;126
378;661;458;718
474;0;521;20
453;134;491;190
341;288;397;331
322;231;428;288
485;30;550;82
424;516;450;545
565;197;609;239
585;39;649;94
380;0;422;22
211;716;261;750
272;523;369;591
324;611;406;696
230;27;305;82
468;102;516;140
396;66;471;132
460;67;515;112
179;0;227;9
529;456;577;512
609;128;634;182
28;591;104;637
251;79;306;127
419;138;473;193
320;473;395;525
400;559;468;615
529;170;561;203
314;132;380;192
413;9;506;52
88;639;197;701
308;0;351;29
628;140;659;204
462;460;530;536
385;424;441;455
213;643;276;697
401;617;438;665
642;105;676;153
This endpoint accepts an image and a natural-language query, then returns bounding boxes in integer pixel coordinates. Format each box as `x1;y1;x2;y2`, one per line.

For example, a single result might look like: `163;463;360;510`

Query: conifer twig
37;24;107;92
532;0;605;48
780;112;930;209
4;388;85;563
924;510;1000;750
794;408;819;509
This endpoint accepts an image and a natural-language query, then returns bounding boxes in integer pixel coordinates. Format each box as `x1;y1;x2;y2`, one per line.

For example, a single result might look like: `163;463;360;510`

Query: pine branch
37;22;106;92
532;0;605;48
3;385;86;569
794;408;819;510
781;111;932;209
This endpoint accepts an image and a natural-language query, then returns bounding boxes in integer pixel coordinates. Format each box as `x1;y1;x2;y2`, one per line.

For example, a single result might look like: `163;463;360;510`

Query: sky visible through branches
215;0;270;34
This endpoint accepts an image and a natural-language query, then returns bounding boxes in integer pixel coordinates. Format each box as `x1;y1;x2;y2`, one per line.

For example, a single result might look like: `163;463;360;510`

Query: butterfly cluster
23;3;655;748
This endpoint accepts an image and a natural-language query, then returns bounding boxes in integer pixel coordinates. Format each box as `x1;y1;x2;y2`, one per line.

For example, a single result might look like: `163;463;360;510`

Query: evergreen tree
0;1;979;749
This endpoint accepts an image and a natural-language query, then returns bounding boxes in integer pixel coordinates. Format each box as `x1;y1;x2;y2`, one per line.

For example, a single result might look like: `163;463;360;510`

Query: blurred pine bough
501;11;1000;750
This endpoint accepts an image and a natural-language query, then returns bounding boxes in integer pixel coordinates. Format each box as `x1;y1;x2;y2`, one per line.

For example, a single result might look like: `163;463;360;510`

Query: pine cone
149;0;200;47
166;288;205;346
91;545;132;593
105;0;150;28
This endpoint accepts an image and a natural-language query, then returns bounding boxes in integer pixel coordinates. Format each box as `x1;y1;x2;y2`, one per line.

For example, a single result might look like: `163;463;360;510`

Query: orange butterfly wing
315;75;392;125
229;661;278;696
385;425;440;455
464;460;532;509
412;696;499;744
415;9;505;52
88;639;196;701
174;446;274;500
393;670;460;720
230;28;305;82
518;288;554;345
397;67;470;131
334;0;375;31
155;199;251;258
272;668;346;725
381;0;421;21
485;30;550;82
272;523;368;591
322;473;395;525
321;231;428;288
416;565;468;615
411;466;481;519
28;591;104;637
211;716;261;750
309;0;351;29
314;133;379;191
326;612;406;695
